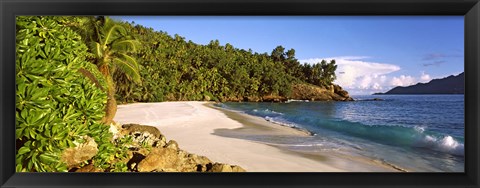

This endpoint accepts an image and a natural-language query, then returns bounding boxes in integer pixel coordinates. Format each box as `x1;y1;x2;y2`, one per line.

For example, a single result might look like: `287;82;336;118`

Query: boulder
208;163;245;172
123;124;162;138
75;163;103;172
210;163;233;172
165;140;179;150
189;154;211;165
245;96;261;102
120;124;167;149
137;147;180;172
109;122;124;140
112;123;246;172
60;136;98;168
262;95;287;102
232;165;246;172
333;85;350;98
126;152;146;171
329;84;335;93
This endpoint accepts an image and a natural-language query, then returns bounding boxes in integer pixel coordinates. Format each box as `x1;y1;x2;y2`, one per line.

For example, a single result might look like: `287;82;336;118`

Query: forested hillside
106;18;350;103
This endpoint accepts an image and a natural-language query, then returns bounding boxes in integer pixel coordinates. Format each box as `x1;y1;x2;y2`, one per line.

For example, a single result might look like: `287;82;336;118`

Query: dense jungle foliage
15;16;338;172
109;19;338;103
15;16;133;172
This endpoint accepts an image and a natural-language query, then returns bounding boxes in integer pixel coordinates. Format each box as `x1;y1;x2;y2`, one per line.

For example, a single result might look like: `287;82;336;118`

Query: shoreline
114;101;401;172
209;102;406;172
208;103;314;136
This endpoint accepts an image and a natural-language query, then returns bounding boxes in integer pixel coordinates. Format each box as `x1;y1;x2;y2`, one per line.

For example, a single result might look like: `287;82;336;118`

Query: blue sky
113;16;464;95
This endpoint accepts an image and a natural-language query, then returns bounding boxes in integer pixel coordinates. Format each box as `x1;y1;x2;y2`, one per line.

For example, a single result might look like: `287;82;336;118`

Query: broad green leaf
39;153;57;164
17;146;31;155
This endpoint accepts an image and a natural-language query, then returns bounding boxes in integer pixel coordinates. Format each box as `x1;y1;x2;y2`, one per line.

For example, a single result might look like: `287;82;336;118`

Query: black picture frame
1;0;479;187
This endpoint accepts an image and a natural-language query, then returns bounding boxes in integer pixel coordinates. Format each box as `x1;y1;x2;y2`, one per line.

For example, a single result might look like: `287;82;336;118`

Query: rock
174;152;213;172
112;123;246;172
109;122;124;140
208;163;245;172
262;95;287;102
292;83;354;101
137;147;180;172
207;163;245;172
132;132;157;147
154;135;167;148
120;124;167;149
190;154;211;165
232;165;246;172
126;152;146;171
61;136;98;168
165;140;179;150
333;85;350;98
362;98;384;101
75;163;103;172
245;96;260;102
329;84;335;93
123;124;162;138
210;163;233;172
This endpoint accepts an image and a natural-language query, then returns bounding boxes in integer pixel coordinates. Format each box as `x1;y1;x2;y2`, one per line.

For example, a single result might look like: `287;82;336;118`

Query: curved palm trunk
99;64;117;125
103;90;117;125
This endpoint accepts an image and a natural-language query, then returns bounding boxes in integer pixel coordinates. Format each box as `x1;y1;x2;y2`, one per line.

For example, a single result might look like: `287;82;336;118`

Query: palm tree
91;17;141;124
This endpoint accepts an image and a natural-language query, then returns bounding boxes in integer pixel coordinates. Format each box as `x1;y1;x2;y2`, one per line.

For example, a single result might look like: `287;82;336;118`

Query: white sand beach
114;101;398;172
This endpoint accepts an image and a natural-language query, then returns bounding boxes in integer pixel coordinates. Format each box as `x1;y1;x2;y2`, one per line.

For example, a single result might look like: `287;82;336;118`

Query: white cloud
299;56;436;95
390;75;416;87
420;71;432;82
300;56;400;91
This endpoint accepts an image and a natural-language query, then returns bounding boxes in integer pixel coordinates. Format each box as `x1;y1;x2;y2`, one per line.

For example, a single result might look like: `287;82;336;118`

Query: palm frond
90;42;103;59
113;58;141;84
103;25;125;47
112;39;141;52
117;53;140;71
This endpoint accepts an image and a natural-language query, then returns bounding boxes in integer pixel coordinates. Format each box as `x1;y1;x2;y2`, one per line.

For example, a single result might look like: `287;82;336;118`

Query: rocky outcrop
122;123;162;138
209;163;246;172
61;136;99;168
75;163;103;172
290;84;353;101
74;123;246;172
261;95;288;102
123;123;246;172
221;84;353;103
137;147;180;172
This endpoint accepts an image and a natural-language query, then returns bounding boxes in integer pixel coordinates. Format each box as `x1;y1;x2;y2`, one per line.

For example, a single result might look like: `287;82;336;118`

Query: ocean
216;95;465;172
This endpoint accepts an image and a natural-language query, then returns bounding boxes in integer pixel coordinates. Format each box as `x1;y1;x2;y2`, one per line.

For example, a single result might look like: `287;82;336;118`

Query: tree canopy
108;20;338;103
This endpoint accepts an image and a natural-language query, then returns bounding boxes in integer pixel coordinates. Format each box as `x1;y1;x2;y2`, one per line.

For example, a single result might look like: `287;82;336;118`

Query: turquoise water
217;95;465;172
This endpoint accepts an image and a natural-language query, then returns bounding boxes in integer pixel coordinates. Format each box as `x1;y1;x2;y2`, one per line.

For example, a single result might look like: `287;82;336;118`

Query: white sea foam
285;99;310;103
264;116;315;135
253;109;284;115
414;126;426;133
265;116;295;127
418;135;464;156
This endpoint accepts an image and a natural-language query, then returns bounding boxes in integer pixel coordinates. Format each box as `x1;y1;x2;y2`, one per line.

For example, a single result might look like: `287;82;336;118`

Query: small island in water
15;16;464;173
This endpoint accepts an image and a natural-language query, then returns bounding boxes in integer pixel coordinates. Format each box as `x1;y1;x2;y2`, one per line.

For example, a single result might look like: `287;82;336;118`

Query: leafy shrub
15;16;116;172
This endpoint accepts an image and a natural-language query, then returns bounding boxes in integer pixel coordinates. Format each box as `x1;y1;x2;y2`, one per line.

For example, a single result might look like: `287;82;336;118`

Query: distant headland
374;72;464;95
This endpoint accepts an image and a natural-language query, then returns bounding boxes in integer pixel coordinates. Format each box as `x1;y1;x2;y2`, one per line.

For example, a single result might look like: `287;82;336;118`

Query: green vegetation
88;17;141;124
111;20;338;103
15;16;341;172
15;16;127;172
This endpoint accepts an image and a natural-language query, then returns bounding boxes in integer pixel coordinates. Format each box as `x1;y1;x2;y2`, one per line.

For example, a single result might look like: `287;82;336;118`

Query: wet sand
114;101;400;172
